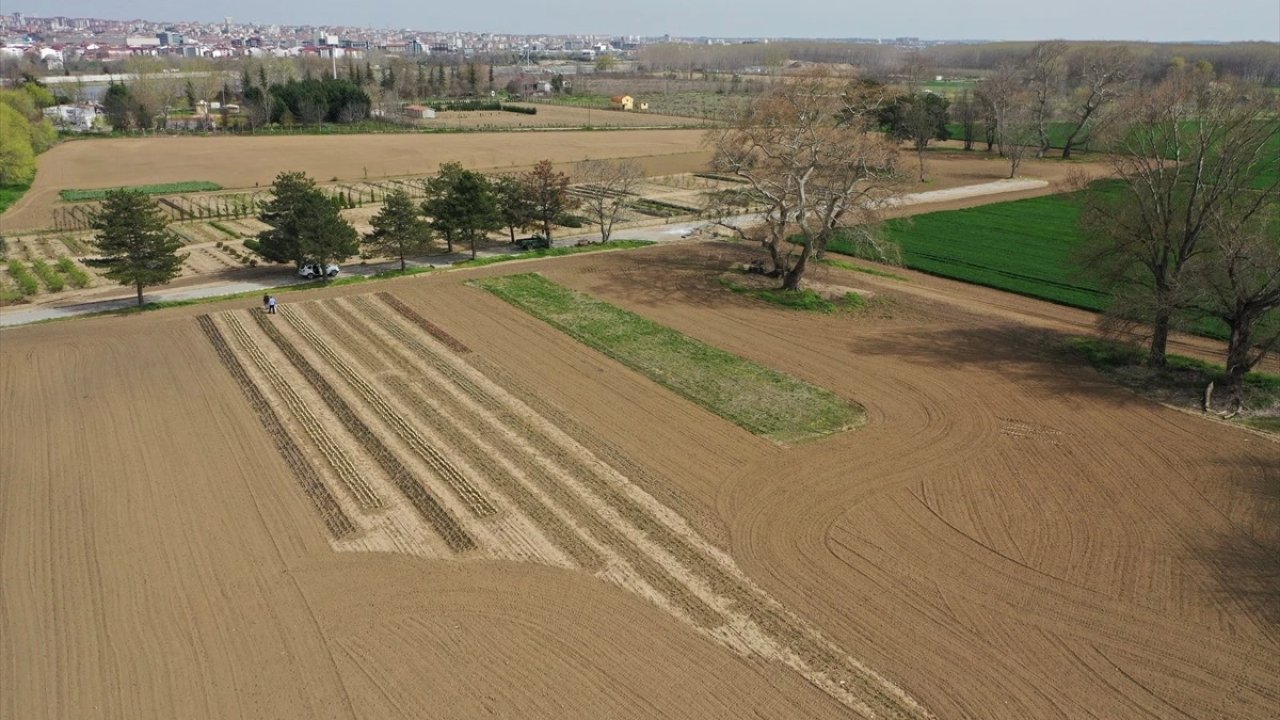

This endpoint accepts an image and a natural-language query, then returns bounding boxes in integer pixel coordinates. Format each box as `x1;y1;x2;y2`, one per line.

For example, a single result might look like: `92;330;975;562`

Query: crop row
347;295;724;628
196;315;357;539
248;310;475;552
222;315;383;511
321;299;603;571
375;292;471;353
283;306;497;519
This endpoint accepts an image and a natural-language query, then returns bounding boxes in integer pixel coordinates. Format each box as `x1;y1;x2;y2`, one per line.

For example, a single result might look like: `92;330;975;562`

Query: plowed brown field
0;130;711;233
2;242;1277;719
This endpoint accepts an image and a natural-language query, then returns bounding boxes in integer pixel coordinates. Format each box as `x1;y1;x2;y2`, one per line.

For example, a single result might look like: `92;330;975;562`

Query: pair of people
262;294;278;314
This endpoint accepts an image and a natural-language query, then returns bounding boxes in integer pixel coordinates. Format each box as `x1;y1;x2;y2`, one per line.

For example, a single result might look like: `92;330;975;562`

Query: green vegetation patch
59;181;223;202
0;180;33;215
829;190;1109;311
819;257;910;282
6;260;39;296
473;272;865;442
452;240;653;268
1068;337;1280;430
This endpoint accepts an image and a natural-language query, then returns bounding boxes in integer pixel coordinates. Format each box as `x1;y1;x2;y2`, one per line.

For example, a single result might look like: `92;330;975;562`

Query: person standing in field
262;294;270;312
267;296;277;314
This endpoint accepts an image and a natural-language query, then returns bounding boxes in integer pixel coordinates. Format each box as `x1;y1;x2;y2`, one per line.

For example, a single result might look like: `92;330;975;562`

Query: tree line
81;156;647;305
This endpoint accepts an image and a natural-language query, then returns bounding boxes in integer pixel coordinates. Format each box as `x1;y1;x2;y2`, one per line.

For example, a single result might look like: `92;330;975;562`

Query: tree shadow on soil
575;242;777;311
850;320;1147;407
1193;452;1280;641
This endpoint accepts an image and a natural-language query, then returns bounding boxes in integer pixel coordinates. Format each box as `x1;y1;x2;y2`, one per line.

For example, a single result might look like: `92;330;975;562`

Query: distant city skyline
14;1;1280;43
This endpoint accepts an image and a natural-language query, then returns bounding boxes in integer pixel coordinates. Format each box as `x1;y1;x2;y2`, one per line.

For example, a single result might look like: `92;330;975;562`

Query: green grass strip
473;273;865;443
0;180;33;215
59;181;223;202
452;240;653;268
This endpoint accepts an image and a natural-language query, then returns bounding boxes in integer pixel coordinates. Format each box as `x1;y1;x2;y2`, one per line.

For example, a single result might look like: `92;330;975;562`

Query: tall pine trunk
135;282;144;307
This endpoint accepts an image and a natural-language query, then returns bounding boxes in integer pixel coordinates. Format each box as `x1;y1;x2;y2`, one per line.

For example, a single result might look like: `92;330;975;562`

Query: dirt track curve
2;241;1276;719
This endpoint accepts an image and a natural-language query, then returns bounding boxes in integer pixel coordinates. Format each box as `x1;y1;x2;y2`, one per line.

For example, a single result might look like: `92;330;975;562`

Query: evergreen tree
423;163;501;259
87;190;187;306
365;189;431;270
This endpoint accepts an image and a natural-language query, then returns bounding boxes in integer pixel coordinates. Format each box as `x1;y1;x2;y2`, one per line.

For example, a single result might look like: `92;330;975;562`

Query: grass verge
819;257;910;282
60;181;223;202
452;240;654;268
1068;337;1279;433
473;272;865;443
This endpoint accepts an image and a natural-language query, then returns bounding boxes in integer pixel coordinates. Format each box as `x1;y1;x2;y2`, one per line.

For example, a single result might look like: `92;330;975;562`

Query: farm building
610;95;634;111
404;104;437;119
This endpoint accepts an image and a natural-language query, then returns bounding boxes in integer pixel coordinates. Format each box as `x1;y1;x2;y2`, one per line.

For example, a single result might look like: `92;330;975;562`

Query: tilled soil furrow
248;310;475;553
347;296;724;629
349;293;922;717
376;291;471;353
283;305;497;519
222;315;383;511
381;374;603;570
196;314;357;539
320;299;603;570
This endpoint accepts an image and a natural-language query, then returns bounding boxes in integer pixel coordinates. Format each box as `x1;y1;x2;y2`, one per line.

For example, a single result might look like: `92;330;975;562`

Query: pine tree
88;190;187;306
365;189;430;270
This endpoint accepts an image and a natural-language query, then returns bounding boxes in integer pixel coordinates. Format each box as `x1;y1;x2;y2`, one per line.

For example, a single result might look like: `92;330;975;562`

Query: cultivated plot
198;291;927;718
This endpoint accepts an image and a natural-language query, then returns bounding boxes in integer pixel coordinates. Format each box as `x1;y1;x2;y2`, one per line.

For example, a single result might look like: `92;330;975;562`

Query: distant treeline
639;41;1280;85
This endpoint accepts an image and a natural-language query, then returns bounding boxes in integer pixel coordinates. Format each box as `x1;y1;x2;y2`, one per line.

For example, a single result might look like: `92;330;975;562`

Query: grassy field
473;272;865;442
0;181;32;215
829;190;1110;312
60;181;224;202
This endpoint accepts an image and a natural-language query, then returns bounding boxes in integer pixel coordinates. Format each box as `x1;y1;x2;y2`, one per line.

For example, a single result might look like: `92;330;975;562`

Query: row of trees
257;158;641;270
1080;62;1279;389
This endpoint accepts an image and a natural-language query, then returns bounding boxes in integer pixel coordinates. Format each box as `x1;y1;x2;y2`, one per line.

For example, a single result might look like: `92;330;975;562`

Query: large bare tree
575;158;644;243
1025;41;1068;158
1080;64;1279;368
1060;46;1134;159
707;68;903;290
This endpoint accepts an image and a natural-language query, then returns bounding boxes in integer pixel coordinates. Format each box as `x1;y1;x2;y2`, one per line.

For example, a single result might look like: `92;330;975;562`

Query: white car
298;263;340;280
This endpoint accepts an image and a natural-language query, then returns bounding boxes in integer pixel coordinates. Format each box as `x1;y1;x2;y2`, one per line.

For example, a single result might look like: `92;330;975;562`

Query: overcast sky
26;0;1280;42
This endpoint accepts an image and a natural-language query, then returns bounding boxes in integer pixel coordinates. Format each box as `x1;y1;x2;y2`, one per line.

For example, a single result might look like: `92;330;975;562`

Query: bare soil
0;130;713;232
3;237;1277;718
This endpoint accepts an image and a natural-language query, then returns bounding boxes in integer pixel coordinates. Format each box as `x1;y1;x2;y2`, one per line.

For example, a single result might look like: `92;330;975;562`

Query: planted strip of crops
223;315;382;511
348;295;724;628
248;310;474;552
196;315;356;539
55;257;91;288
6;260;38;296
375;291;470;353
282;305;496;520
320;300;601;570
